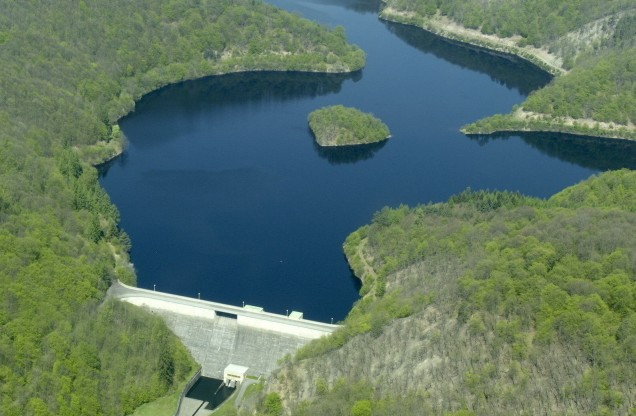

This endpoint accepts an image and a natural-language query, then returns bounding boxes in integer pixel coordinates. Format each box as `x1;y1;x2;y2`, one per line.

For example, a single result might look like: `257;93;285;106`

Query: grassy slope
0;1;364;414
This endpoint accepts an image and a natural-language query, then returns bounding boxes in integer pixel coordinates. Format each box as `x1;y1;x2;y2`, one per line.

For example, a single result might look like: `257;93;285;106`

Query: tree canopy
0;0;365;414
383;0;634;46
380;0;636;139
308;105;391;147
272;170;636;415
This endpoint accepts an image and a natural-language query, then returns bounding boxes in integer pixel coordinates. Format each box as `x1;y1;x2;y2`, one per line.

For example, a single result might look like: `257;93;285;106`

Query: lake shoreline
309;105;392;147
379;8;564;76
89;67;364;167
461;109;636;141
315;135;391;147
379;9;636;142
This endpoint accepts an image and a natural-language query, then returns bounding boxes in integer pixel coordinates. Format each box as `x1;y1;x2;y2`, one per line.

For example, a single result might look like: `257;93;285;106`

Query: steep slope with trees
0;1;364;414
268;170;636;415
379;0;636;140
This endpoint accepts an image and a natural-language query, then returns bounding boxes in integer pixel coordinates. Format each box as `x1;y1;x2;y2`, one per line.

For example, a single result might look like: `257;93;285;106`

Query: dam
107;280;339;379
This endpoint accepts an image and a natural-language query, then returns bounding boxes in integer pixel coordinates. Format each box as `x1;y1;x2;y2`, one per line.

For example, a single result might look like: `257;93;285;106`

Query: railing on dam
107;280;340;339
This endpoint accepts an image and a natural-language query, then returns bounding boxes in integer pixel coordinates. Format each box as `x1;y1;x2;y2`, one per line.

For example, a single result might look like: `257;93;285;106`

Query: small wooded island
308;105;391;146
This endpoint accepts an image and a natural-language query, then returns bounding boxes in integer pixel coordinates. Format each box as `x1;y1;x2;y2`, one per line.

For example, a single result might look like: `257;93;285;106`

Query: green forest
260;2;636;414
308;105;391;146
4;0;636;415
382;0;634;46
269;170;636;415
0;0;364;414
380;0;636;140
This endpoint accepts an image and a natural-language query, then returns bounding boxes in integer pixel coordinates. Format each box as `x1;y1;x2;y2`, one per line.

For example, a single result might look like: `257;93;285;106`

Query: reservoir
99;0;636;322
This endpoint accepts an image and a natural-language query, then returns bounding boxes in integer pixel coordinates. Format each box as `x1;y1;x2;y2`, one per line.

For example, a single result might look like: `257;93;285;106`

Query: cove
99;0;636;322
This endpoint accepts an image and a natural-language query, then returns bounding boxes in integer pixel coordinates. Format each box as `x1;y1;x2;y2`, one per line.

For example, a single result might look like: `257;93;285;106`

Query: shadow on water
468;132;636;171
97;151;127;179
311;135;389;164
108;71;362;152
186;377;234;411
383;20;553;96
133;70;361;112
348;259;363;294
309;0;382;13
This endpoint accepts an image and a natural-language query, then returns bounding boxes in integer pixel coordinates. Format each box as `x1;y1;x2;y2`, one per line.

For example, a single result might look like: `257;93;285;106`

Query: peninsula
265;2;636;415
308;105;391;146
380;1;636;140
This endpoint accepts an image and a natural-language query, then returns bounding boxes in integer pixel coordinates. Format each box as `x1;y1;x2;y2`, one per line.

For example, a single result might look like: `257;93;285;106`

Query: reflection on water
312;137;389;164
99;0;610;321
120;71;360;150
310;0;382;13
141;70;360;107
97;151;127;179
468;132;636;171
384;21;552;96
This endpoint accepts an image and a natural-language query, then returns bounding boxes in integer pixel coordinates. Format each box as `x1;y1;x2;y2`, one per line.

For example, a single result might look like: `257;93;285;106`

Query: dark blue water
99;0;636;322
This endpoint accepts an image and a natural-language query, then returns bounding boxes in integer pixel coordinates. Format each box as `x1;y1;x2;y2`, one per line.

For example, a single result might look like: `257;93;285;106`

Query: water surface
100;0;636;321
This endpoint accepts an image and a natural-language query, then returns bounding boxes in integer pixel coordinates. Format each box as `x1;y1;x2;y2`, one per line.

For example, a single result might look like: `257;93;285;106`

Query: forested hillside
465;47;636;139
268;170;636;415
382;0;633;46
379;0;636;139
0;1;364;414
